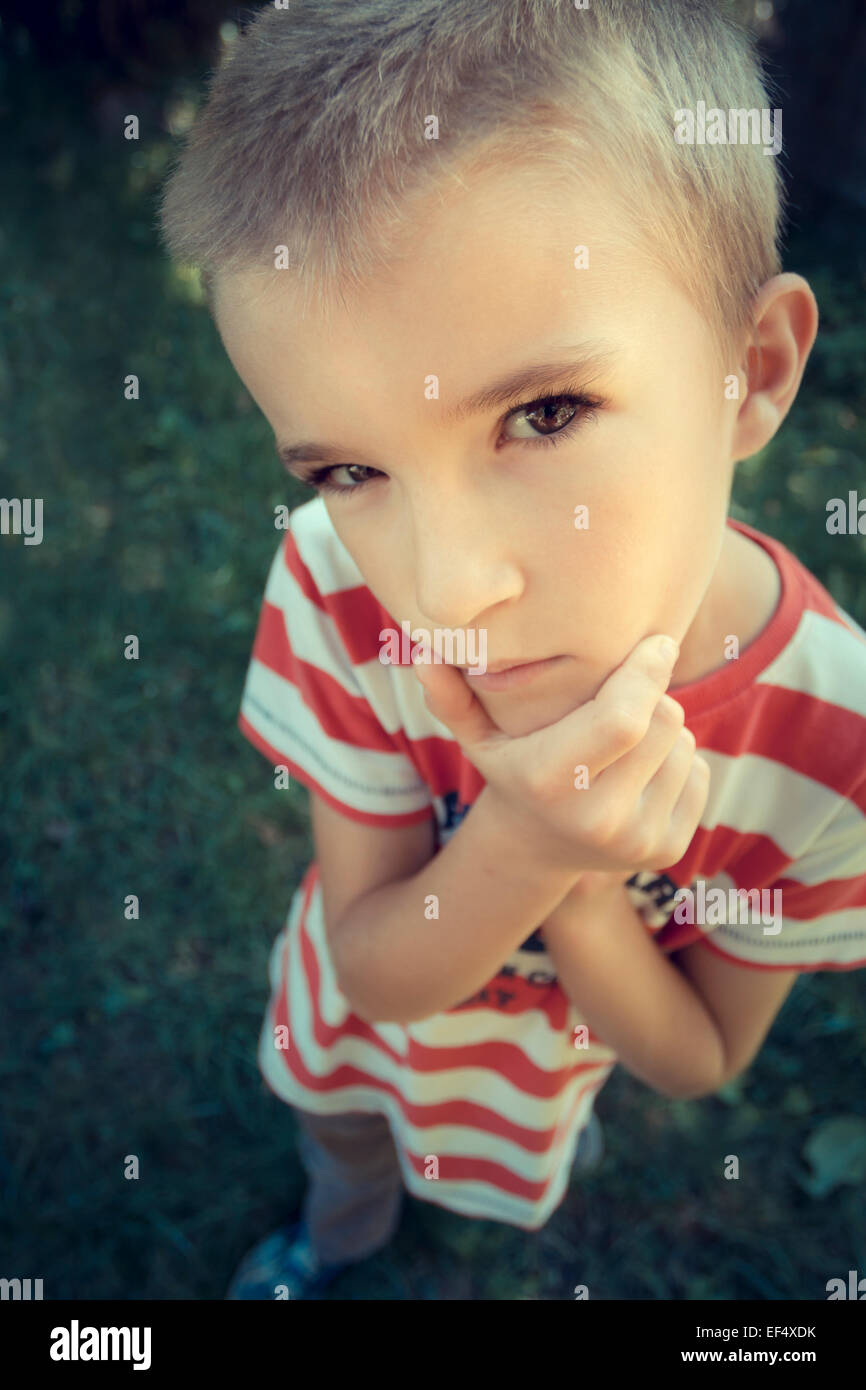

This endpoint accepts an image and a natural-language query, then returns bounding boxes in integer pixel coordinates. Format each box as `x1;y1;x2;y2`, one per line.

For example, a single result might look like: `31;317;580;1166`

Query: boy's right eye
303;463;383;496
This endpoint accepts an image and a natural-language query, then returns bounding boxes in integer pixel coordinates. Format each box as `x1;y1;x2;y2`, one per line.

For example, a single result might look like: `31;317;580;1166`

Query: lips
459;658;536;674
455;656;543;673
462;654;568;691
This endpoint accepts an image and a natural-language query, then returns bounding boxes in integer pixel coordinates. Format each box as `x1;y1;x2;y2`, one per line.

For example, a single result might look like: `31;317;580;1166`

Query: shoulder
682;539;866;895
267;495;366;612
751;531;866;768
265;498;391;669
286;495;363;586
758;591;866;780
274;500;434;736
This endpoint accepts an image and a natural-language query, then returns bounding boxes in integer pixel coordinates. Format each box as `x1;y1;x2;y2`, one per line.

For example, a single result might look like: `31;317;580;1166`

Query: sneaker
224;1218;350;1300
571;1111;604;1175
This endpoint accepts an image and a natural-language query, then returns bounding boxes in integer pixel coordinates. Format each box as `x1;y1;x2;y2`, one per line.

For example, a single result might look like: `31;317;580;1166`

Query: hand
411;633;710;877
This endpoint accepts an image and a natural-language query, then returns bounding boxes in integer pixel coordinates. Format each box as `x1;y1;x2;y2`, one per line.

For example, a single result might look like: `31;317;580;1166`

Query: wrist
478;785;585;885
543;872;631;938
567;870;633;900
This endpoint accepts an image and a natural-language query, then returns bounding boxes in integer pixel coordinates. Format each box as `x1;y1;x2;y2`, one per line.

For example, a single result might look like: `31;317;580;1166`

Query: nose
407;481;523;629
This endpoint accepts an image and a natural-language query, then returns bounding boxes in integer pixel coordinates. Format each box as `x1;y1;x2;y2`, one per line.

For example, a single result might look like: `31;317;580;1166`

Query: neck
670;523;781;689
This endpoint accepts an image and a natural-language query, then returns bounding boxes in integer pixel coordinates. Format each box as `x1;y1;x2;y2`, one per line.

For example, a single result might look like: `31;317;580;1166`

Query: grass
1;52;864;1300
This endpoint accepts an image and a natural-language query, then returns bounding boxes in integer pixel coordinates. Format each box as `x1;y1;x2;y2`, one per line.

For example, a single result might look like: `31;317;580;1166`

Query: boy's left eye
501;392;601;447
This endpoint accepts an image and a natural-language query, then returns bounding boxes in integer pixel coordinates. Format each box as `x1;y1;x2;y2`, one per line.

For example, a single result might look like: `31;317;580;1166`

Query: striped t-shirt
238;496;866;1230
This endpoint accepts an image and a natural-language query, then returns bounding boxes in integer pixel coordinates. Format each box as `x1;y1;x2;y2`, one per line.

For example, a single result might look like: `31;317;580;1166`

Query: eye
308;462;381;496
300;389;604;496
500;392;602;447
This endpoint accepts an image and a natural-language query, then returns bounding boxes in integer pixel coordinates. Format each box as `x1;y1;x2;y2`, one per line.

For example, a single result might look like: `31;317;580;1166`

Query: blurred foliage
0;0;229;87
0;6;864;1302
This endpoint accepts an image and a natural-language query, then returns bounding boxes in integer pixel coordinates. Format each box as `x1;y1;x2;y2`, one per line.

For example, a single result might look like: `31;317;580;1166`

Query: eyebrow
275;343;615;477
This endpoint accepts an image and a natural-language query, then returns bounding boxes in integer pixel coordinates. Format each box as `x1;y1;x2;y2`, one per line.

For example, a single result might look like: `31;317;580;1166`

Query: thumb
411;646;502;750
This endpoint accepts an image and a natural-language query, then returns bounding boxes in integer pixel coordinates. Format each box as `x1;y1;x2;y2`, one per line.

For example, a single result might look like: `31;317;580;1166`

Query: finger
640;751;710;869
638;723;696;817
525;633;680;781
665;755;711;855
590;693;685;797
411;645;503;748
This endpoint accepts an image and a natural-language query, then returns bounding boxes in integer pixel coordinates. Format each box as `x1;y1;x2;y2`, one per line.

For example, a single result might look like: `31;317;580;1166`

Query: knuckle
623;831;654;864
523;759;556;804
692;765;712;811
661;830;692;865
598;703;647;750
679;726;697;752
656;694;685;729
582;804;620;847
521;762;547;801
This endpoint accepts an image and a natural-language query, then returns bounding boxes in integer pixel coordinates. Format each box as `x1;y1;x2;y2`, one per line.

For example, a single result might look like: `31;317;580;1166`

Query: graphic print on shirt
624;870;684;926
437;783;690;1013
449;864;686;1015
440;787;473;836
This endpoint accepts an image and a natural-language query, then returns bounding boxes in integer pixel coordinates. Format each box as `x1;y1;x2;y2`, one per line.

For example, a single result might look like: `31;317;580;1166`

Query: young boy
158;0;866;1299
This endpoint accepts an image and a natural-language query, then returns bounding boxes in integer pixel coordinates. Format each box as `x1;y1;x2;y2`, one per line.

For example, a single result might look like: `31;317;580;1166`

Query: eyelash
297;390;605;497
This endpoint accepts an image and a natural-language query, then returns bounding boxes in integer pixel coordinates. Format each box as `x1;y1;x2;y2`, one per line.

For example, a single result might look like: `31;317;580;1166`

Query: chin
476;681;596;739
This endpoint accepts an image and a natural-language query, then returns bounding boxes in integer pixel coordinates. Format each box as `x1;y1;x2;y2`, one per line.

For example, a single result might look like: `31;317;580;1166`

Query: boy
158;0;866;1299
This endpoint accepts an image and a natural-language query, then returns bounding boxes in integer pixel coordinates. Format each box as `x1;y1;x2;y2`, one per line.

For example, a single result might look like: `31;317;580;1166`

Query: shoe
224;1218;350;1300
571;1111;604;1175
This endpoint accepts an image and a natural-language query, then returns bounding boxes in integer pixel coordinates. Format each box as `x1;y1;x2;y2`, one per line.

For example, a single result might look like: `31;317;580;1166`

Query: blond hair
158;0;784;359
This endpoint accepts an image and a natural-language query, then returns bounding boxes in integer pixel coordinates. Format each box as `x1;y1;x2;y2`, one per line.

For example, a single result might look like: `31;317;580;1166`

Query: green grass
1;54;864;1300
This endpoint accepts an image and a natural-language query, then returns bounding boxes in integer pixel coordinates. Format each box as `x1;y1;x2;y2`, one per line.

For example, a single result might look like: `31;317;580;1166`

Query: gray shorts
294;1108;405;1267
294;1105;599;1267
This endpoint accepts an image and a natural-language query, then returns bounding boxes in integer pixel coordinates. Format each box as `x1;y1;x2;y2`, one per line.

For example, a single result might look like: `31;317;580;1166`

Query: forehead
213;158;697;424
217;158;629;323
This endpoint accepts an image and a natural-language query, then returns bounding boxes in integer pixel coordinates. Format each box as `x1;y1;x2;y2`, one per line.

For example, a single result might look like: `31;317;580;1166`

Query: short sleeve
237;531;435;827
695;785;866;973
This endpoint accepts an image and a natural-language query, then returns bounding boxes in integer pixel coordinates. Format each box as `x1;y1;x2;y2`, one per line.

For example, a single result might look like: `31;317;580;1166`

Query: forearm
541;880;726;1100
332;786;585;1025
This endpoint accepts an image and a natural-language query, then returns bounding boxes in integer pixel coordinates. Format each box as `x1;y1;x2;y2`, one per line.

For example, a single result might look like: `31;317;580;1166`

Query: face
214;158;739;737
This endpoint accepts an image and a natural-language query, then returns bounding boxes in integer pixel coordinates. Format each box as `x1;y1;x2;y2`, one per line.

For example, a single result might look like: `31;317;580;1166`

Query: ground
1;52;864;1300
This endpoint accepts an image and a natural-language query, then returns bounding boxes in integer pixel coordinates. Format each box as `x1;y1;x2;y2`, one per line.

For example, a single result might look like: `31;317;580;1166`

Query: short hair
158;0;784;360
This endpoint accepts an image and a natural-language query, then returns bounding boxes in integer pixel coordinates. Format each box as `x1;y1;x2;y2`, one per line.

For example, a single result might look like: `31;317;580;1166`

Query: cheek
535;464;719;650
569;425;725;576
336;527;409;618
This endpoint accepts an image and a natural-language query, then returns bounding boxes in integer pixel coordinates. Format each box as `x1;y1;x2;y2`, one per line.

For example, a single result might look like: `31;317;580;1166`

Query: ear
730;273;818;464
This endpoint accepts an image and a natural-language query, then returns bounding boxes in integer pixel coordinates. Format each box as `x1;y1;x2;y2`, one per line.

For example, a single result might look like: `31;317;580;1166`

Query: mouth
459;654;569;691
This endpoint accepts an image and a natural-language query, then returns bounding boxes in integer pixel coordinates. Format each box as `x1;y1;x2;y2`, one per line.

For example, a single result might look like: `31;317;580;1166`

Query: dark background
1;0;864;1300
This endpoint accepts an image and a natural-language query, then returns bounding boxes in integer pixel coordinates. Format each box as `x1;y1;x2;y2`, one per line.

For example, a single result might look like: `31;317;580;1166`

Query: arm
327;634;703;1025
541;877;800;1100
328;786;585;1025
670;939;799;1088
540;876;728;1100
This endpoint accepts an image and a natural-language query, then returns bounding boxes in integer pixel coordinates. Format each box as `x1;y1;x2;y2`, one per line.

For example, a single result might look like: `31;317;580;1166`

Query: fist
412;633;710;876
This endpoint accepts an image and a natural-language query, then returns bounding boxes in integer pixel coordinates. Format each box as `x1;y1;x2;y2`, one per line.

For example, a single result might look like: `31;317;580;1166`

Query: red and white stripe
240;500;866;1227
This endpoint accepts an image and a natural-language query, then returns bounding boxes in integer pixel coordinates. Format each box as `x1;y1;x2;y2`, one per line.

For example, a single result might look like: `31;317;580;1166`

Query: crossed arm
311;792;798;1068
540;874;799;1100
